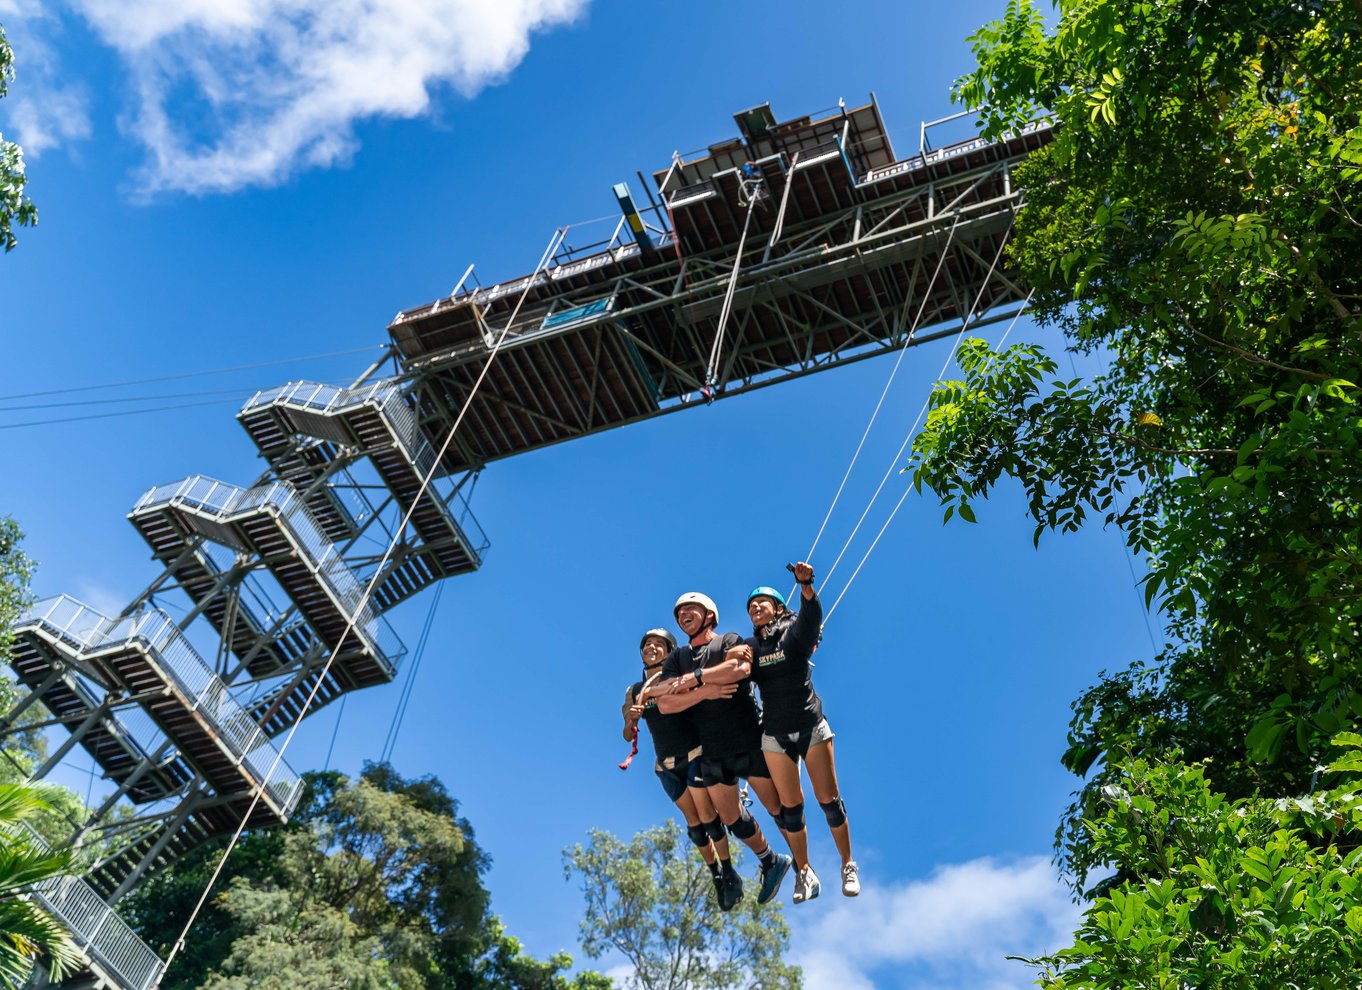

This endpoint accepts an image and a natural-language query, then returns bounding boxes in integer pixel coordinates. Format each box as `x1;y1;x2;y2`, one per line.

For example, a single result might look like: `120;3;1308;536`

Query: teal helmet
746;586;786;608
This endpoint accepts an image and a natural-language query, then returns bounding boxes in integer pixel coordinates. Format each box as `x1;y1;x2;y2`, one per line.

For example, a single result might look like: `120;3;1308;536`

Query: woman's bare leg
804;738;852;865
761;750;809;869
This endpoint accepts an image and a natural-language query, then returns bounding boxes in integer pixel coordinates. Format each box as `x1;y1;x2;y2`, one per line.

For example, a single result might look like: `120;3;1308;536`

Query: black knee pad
820;796;847;828
777;803;806;833
702;817;726;842
726;809;757;841
686;822;710;848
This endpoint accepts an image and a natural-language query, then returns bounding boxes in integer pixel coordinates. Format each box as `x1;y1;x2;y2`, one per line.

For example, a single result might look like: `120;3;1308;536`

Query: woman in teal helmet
746;561;858;903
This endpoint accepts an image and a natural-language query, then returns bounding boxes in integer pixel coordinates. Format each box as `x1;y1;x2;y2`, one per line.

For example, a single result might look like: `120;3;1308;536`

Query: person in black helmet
746;561;859;903
656;591;793;908
622;626;738;909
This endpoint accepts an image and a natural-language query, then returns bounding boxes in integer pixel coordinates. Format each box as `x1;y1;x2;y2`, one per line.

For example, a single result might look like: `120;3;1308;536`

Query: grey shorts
761;718;834;761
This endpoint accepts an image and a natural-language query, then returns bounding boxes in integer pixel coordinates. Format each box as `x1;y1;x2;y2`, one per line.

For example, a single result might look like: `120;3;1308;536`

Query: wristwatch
694;667;705;687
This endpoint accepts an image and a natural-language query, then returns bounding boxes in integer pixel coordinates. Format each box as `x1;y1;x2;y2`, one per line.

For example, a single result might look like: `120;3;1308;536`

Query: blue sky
0;1;1153;987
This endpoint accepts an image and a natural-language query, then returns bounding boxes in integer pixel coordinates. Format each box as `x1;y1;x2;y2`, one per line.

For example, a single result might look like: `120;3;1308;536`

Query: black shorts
655;756;704;802
696;748;771;788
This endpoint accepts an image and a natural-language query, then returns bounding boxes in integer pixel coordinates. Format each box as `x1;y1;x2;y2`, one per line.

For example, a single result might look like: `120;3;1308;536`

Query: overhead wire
3;345;386;401
379;581;444;765
154;224;569;986
815;220;1019;600
802;215;963;568
822;288;1036;626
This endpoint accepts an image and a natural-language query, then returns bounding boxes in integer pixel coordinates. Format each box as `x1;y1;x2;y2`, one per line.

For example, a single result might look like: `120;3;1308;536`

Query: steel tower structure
3;98;1046;990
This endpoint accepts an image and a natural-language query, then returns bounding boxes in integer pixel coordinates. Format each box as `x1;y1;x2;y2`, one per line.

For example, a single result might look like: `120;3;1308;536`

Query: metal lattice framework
1;98;1046;990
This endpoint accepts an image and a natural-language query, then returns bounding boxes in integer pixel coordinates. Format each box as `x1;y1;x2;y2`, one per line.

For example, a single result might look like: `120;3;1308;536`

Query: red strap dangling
618;726;640;770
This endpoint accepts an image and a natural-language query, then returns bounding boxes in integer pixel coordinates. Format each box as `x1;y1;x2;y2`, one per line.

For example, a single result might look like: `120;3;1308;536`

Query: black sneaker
756;852;792;905
711;873;725;908
720;869;742;912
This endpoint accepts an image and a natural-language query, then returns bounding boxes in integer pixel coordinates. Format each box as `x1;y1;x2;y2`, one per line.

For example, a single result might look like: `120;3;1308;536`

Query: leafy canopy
0;24;38;252
566;821;801;990
914;0;1362;885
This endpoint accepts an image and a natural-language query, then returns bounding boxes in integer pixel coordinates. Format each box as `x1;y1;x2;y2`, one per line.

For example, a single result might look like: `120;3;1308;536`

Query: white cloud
791;856;1082;990
52;0;590;195
0;1;92;157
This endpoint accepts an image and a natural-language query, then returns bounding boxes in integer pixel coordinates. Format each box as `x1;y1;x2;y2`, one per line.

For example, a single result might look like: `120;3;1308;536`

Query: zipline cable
822;288;1036;626
0;398;244;430
154;225;568;985
815;220;1018;597
802;215;963;568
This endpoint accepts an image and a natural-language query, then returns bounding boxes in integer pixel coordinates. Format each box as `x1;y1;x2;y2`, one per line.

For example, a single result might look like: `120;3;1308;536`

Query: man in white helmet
656;591;793;908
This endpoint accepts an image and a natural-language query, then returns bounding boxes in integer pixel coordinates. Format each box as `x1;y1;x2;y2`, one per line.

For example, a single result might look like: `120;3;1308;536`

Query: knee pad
726;809;757;841
777;803;806;833
686;822;710;849
702;817;726;843
820;796;847;828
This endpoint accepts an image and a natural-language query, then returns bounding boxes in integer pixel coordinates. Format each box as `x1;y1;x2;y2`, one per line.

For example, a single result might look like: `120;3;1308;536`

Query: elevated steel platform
3;96;1045;990
390;100;1048;476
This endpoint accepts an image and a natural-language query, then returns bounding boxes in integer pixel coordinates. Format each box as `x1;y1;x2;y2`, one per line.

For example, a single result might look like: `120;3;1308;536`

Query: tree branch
1187;327;1331;382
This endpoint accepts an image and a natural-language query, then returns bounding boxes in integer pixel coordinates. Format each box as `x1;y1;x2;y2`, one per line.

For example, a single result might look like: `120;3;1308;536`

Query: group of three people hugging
621;561;857;909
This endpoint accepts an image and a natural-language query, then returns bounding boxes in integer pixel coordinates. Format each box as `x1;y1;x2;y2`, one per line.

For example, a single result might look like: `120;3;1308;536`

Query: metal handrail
240;383;490;556
20;597;304;816
10;823;164;990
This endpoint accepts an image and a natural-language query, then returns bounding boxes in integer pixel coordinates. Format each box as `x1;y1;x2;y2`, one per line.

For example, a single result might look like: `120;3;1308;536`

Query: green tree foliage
912;0;1362;981
0;785;81;983
915;0;1362;875
1025;737;1362;989
566;821;801;990
129;763;604;990
0;24;38;252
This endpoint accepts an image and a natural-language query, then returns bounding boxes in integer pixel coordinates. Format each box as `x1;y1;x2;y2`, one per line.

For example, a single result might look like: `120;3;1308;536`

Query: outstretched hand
790;561;815;597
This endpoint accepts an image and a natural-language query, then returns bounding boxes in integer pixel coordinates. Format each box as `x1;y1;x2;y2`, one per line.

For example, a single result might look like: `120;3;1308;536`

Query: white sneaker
792;866;820;904
841;861;861;897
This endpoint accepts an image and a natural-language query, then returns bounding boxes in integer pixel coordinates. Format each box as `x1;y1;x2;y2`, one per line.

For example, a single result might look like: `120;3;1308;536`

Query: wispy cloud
791;856;1081;990
3;0;588;194
0;1;92;156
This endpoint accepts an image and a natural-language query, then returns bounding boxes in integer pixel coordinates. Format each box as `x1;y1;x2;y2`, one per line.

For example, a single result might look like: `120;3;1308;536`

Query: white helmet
673;592;719;628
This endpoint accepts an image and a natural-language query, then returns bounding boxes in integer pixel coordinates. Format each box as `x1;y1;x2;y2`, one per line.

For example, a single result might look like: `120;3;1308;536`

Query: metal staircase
4;378;486;989
2;97;1041;990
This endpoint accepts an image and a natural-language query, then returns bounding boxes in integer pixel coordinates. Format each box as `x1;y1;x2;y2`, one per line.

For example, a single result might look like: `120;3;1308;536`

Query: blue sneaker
756;852;792;905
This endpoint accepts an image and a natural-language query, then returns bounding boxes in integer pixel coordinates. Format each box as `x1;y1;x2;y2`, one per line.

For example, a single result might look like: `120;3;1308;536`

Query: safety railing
10;601;174;780
21;597;304;817
11;823;164;990
669;179;715;207
240;383;490;558
132;478;407;674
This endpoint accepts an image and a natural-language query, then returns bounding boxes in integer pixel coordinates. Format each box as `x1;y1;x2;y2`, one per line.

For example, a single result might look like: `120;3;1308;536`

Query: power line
0;397;242;430
3;345;386;401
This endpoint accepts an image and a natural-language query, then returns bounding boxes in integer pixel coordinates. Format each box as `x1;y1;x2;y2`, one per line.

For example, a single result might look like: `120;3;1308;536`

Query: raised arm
784;561;824;657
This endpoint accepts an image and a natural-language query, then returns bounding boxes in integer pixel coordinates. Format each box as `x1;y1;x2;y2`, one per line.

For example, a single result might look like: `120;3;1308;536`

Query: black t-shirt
747;592;824;735
661;632;762;759
627;673;700;762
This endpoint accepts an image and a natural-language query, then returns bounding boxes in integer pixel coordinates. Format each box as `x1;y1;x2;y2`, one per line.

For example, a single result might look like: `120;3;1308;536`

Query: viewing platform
388;100;1048;476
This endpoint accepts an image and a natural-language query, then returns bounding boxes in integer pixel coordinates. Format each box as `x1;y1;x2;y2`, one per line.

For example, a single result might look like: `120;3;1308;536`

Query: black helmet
639;627;677;651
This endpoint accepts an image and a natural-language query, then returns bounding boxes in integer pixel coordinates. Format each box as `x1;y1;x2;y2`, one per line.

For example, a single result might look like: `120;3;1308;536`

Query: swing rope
703;194;761;396
814;217;1017;601
154;224;569;986
822;287;1036;626
802;214;964;567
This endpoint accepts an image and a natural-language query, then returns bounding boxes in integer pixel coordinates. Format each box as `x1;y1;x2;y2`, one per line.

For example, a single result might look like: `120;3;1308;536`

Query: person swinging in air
621;626;736;909
656;592;794;908
745;561;859;901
